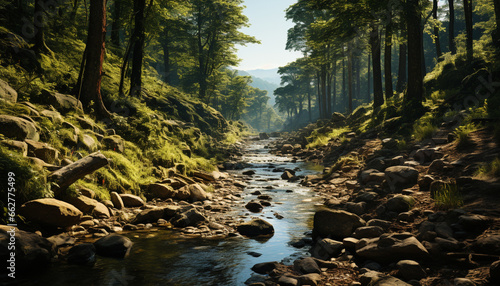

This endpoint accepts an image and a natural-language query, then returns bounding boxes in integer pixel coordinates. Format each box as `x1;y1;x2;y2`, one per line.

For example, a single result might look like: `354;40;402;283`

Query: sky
235;0;302;71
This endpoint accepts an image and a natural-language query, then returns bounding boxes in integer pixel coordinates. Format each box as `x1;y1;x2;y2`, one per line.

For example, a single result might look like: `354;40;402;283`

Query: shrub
474;158;500;179
453;123;478;148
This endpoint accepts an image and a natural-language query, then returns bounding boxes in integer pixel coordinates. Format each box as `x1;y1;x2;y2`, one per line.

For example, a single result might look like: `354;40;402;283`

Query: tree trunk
348;42;353;113
463;0;473;63
321;65;327;118
405;0;423;108
492;0;500;49
80;0;110;118
355;55;361;102
370;23;384;108
316;73;322;118
130;0;146;96
367;53;371;101
34;0;50;54
111;0;121;47
307;85;312;122
332;62;337;113
49;152;109;192
342;57;346;110
448;0;456;53
396;38;407;93
433;0;442;59
327;71;332;117
384;19;393;99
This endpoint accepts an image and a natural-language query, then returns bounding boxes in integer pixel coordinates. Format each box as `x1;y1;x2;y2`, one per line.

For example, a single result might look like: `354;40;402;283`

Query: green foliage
433;183;464;210
474;157;500;179
453;123;478;148
325;154;363;177
306;127;350;149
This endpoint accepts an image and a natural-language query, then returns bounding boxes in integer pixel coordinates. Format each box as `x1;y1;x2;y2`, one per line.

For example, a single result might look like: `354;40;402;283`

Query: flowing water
23;139;322;286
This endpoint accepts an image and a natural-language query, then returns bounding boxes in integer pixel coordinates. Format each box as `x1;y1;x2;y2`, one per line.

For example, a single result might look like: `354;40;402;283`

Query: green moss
306;127;350;149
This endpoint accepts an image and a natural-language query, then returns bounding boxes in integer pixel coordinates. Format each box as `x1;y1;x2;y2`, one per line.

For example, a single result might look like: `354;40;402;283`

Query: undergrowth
433;183;464;210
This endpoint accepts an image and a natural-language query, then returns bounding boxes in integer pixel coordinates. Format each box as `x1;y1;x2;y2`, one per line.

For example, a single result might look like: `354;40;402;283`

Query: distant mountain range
237;69;280;106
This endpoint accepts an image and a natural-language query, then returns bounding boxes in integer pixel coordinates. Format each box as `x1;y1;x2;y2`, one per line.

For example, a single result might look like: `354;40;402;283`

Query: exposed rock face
119;194;145;207
19;198;82;227
0;226;55;270
67;196;110;218
237;219;274;237
94;234;133;258
0;115;39;141
313;209;366;239
384;166;419;191
356;233;429;263
0;79;18;102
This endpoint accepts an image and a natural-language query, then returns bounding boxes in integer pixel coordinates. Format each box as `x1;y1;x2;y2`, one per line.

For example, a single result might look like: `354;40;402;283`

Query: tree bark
370;23;384;108
130;0;146;96
332;61;337;113
367;53;371;101
448;0;456;53
49;152;109;192
433;0;442;59
342;57;346;110
463;0;473;63
33;0;50;54
384;20;393;99
405;0;423;108
80;0;110;118
321;65;327;118
348;42;353;113
111;0;121;47
493;0;500;50
396;23;407;93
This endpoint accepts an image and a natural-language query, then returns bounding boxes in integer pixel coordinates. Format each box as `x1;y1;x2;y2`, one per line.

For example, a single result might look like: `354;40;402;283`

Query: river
22;138;322;286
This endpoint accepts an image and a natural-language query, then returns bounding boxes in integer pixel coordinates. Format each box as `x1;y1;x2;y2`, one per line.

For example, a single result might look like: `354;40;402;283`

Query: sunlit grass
306;127;350;149
474;158;500;179
453;123;478;148
433;183;464;210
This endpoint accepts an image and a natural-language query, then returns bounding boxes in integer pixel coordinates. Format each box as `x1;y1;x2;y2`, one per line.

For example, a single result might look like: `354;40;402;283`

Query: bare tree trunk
448;0;456;53
342;57;346;110
130;0;146;96
405;0;423;108
370;23;384;108
111;0;121;47
463;0;473;63
384;20;393;99
80;0;110;118
332;61;337;112
367;53;371;102
348;42;353;113
396;24;407;93
433;0;442;59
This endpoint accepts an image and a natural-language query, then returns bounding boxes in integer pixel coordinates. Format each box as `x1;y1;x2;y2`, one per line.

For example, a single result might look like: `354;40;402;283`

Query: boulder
356;233;429;263
360;169;386;185
310;238;344;260
251;261;280;274
352;226;384;239
385;195;415;213
102;135;125;153
0;226;55;270
278;276;298;286
119;194;145;207
0;79;17;102
19;198;82;227
384;166;419;191
367;219;392;230
237;219;274;237
80;134;98;151
281;144;293;154
68;196;110;218
490;260;500;283
313;209;366;239
110;192;124;209
360;271;411;286
298;273;322;286
66;243;96;265
294;257;321;274
132;207;167;224
94;234;133;258
281;171;296;180
396;260;426;280
259;132;269;140
473;235;500;255
184;184;209;202
170;208;206;227
245;201;263;213
454;278;476;286
0;115;39;141
149;183;176;200
41;90;83;113
1;139;28;156
79;187;95;199
24;139;59;164
40;109;63;124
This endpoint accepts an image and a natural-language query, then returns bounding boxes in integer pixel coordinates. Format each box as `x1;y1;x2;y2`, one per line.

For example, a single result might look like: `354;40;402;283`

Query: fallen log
49;151;109;191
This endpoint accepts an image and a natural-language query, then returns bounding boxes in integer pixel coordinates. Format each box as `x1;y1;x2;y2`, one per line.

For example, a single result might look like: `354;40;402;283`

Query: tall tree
33;0;50;54
432;0;442;59
79;0;110;118
370;23;384;108
405;0;423;108
396;23;407;93
463;0;473;63
448;0;456;53
384;12;393;99
493;0;500;49
111;0;122;47
130;0;146;96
